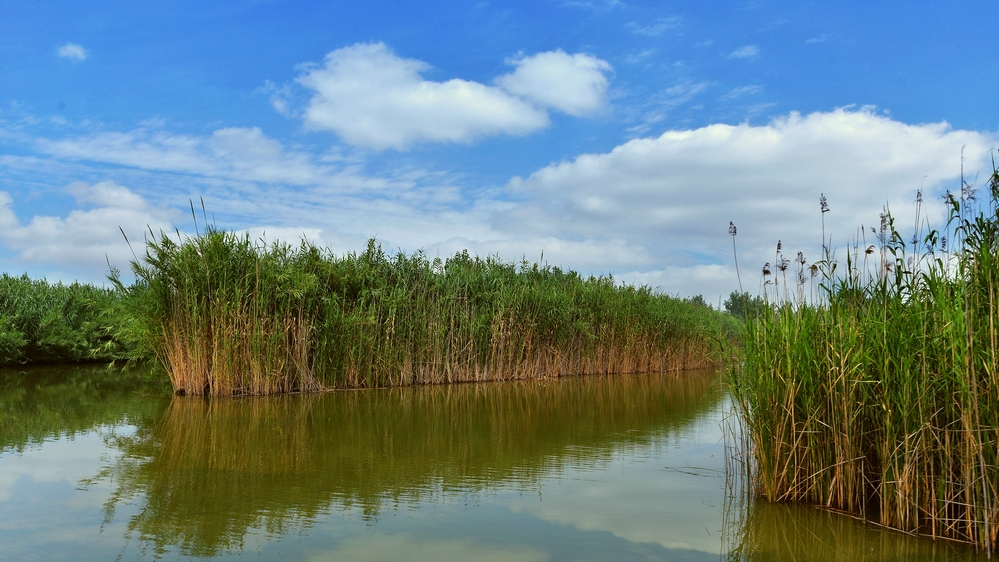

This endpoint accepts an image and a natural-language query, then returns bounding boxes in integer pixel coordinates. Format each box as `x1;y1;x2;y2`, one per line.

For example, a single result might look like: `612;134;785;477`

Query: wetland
0;364;986;561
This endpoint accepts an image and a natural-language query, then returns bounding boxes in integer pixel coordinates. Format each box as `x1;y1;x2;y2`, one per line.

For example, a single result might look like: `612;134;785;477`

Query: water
0;365;986;561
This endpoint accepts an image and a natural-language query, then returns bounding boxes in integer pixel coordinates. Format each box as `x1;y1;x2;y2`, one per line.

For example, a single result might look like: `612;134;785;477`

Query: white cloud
36;126;354;187
627;81;708;135
625;17;683;37
296;43;548;150
622;49;657;65
262;80;296;117
5;109;995;303
503;108;994;299
806;34;832;44
719;85;763;101
559;0;623;11
727;45;760;59
495;50;612;116
292;43;613;150
0;182;176;276
57;43;88;61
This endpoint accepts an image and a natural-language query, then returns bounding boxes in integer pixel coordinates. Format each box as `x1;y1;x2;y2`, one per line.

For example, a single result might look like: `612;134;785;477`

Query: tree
724;291;766;320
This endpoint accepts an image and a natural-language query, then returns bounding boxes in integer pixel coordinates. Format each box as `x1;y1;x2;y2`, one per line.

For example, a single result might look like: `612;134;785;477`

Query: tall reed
0;274;127;365
116;229;732;395
729;158;999;549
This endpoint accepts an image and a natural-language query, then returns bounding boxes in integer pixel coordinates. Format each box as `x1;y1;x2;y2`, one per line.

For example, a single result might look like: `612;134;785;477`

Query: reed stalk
729;156;999;549
115;229;732;395
0;273;127;365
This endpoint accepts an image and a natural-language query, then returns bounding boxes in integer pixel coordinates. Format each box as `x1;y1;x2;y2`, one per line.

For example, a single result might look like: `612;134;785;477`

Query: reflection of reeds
119;230;729;395
100;370;722;557
730;158;999;549
724;500;985;561
0;363;169;453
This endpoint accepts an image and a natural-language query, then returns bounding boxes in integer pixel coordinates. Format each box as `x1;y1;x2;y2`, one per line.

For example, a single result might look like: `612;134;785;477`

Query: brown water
0;364;986;561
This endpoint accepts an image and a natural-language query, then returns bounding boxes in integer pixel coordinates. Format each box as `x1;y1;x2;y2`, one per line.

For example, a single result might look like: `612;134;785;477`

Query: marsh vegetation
730;159;999;549
111;229;733;395
0;274;129;366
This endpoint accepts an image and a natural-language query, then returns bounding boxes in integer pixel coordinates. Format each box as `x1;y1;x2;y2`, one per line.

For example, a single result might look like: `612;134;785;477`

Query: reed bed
0;273;126;366
729;159;999;549
115;228;730;396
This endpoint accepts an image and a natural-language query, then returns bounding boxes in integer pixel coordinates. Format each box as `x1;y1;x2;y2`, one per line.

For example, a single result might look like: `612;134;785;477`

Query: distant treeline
0;235;737;393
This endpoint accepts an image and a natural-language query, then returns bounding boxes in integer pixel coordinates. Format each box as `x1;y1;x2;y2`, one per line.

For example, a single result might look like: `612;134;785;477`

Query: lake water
0;364;986;561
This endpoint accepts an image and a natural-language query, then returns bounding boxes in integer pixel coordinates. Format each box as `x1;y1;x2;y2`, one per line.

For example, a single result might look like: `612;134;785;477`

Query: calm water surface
0;365;986;561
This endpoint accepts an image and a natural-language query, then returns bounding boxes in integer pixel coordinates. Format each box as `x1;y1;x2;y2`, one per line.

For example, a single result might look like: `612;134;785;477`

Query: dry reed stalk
731;159;999;549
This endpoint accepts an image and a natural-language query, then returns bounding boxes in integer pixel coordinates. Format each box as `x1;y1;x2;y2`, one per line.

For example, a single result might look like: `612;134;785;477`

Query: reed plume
730;154;999;550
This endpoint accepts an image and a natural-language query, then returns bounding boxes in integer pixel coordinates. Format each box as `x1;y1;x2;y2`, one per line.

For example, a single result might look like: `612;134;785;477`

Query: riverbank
729;163;999;549
1;234;737;394
115;230;736;395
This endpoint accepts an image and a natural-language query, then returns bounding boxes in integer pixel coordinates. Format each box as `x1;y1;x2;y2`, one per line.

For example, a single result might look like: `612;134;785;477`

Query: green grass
729;159;999;549
111;229;735;395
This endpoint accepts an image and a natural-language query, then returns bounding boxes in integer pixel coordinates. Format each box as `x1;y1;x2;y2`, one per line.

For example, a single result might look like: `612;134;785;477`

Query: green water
0;365;986;561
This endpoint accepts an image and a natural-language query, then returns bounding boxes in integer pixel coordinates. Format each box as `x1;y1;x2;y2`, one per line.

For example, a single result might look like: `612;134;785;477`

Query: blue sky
1;1;996;300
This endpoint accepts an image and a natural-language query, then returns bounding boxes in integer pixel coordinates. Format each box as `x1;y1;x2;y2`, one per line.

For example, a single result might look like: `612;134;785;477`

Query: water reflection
0;363;170;453
0;365;990;560
724;495;985;561
97;372;722;557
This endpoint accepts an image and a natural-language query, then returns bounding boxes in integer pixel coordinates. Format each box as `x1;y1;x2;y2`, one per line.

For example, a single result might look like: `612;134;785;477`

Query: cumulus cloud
495;50;612;116
728;45;760;59
6;108;994;302
297;43;548;150
294;43;612;150
57;43;88;61
0;182;176;276
503;108;994;299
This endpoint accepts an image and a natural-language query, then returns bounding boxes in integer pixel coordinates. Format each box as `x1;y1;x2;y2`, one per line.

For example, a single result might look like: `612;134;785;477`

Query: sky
1;1;996;302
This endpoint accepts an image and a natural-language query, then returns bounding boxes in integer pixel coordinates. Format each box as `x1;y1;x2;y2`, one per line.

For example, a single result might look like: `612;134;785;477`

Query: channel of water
0;364;986;561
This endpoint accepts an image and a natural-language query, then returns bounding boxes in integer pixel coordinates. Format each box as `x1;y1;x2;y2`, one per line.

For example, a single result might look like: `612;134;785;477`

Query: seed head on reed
730;153;999;550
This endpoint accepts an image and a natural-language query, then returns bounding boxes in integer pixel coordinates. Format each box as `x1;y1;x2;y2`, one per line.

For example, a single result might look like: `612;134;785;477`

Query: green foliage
730;159;999;548
0;274;129;366
724;291;766;320
119;227;729;395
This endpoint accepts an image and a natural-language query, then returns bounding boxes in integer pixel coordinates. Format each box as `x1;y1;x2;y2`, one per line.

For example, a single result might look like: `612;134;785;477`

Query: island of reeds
63;229;728;396
729;159;999;550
